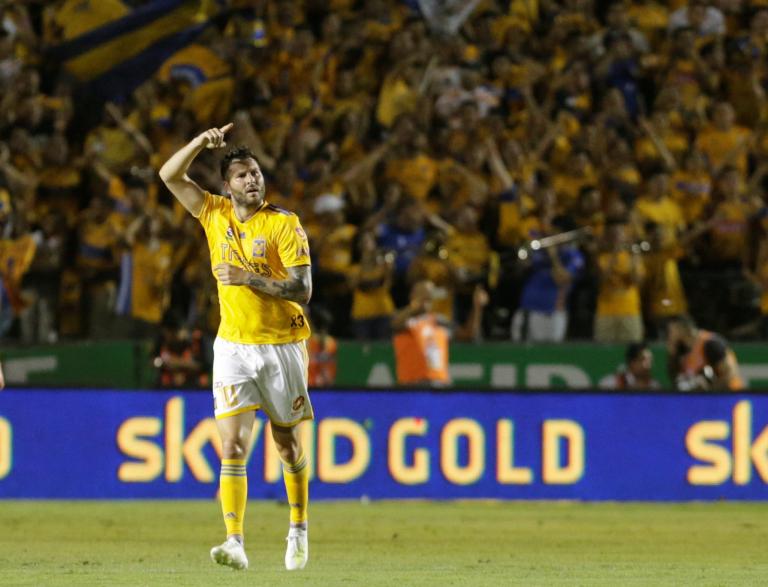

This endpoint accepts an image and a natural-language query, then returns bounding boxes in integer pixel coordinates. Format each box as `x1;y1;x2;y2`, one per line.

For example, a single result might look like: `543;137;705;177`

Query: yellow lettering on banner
317;418;370;483
0;417;11;479
388;418;429;485
542;420;584;484
685;421;731;485
165;397;184;481
733;401;751;484
496;420;533;484
183;418;222;482
440;419;485;485
264;421;316;483
731;400;768;485
748;425;768;483
117;417;163;482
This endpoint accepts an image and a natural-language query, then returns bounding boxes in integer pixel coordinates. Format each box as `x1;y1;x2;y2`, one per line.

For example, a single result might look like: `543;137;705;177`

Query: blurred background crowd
3;0;768;369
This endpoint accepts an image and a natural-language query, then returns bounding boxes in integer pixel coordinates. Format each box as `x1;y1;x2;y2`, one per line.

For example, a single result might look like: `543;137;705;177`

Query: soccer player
159;123;313;571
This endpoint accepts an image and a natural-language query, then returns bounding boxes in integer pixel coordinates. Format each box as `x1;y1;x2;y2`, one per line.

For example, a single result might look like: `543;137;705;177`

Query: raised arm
214;264;312;305
159;123;233;216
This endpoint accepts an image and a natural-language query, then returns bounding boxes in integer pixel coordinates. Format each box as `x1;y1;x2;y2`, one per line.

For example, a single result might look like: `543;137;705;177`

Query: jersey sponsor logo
252;238;266;258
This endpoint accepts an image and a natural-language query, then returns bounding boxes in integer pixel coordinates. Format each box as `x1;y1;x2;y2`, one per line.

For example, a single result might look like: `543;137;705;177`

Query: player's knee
275;442;299;463
272;429;300;463
221;438;247;460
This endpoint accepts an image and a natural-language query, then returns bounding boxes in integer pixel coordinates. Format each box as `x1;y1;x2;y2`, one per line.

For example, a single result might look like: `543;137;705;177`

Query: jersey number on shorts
218;384;238;407
290;314;305;328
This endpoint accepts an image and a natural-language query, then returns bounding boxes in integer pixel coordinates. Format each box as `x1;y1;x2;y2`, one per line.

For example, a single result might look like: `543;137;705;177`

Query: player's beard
232;186;265;210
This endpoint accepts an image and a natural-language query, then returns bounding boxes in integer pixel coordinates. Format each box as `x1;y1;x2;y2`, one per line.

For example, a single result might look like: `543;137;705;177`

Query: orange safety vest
308;335;337;387
682;330;744;391
393;314;450;385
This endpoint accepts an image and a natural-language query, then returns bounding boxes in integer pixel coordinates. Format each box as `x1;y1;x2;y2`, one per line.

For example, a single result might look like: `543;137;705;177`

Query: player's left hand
214;263;251;285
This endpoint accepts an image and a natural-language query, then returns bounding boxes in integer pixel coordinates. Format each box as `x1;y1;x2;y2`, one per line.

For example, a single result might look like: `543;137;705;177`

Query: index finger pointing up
219;122;234;134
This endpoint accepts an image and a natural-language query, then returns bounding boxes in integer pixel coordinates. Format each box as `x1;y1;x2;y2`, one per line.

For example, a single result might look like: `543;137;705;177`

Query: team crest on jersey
295;226;307;240
252;238;266;258
226;227;235;240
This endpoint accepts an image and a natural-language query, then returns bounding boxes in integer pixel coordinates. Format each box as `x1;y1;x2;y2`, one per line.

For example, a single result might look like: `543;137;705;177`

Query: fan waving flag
52;0;218;103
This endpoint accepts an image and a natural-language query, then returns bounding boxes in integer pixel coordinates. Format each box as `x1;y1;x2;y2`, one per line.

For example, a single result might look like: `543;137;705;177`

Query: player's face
225;158;265;207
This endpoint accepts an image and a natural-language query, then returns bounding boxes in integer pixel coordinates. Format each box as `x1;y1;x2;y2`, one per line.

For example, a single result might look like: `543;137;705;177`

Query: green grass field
0;500;766;586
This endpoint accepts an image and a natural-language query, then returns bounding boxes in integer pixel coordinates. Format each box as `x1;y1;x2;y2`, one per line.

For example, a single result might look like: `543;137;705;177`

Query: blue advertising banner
0;389;767;500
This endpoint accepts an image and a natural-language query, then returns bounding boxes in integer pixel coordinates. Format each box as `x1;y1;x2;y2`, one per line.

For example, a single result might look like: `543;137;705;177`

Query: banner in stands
336;342;768;390
1;390;767;500
4;341;768;390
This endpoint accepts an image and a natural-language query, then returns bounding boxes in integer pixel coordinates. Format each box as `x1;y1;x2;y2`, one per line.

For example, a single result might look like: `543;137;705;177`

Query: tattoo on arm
245;265;312;304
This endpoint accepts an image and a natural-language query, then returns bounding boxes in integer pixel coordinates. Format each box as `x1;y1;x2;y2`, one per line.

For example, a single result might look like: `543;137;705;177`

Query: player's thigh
213;337;256;383
257;341;314;427
212;338;261;420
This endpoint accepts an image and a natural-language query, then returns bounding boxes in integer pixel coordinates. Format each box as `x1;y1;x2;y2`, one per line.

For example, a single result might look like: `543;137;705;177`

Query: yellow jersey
197;192;311;344
596;250;644;317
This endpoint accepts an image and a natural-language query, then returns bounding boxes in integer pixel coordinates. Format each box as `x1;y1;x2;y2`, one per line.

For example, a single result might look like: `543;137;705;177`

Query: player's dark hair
220;146;258;180
625;342;648;363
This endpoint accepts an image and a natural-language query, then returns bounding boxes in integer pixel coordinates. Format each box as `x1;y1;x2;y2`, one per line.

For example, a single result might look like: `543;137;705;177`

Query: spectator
511;236;585;343
668;0;726;37
392;280;450;387
154;323;210;389
350;231;395;340
115;210;176;338
307;307;338;388
614;342;659;390
594;218;645;343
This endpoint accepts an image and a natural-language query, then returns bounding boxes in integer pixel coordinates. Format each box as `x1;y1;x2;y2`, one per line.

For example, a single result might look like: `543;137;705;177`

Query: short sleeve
196;191;216;228
278;215;311;268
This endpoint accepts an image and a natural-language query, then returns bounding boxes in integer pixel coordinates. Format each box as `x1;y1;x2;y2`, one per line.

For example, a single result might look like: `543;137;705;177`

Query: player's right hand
198;123;234;149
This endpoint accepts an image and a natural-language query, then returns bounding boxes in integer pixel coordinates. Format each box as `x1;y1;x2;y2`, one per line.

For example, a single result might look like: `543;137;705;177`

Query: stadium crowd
3;0;768;353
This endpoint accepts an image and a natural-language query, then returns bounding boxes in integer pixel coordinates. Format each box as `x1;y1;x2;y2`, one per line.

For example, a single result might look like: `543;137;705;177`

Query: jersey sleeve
195;191;216;228
278;214;311;268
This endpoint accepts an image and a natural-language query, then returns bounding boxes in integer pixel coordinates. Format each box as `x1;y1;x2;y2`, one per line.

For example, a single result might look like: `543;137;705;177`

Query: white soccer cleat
285;527;308;571
210;537;248;570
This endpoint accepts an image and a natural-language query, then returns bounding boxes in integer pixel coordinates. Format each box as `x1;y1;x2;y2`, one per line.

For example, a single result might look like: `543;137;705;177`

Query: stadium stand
1;0;768;352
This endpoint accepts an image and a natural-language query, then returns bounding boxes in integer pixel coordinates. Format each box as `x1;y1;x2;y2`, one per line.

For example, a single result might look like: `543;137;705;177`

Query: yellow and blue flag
52;0;219;101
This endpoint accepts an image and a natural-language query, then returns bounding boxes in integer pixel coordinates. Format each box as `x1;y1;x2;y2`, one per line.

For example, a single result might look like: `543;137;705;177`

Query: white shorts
212;337;314;426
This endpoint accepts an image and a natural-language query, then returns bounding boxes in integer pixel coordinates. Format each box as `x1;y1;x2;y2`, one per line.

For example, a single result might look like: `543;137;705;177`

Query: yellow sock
220;458;247;537
282;453;309;525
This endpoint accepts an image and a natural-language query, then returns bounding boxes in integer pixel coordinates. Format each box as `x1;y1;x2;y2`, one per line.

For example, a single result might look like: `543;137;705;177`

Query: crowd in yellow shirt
3;0;768;347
